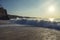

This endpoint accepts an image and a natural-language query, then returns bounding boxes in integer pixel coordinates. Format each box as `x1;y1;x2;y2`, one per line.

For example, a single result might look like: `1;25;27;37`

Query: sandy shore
0;25;60;40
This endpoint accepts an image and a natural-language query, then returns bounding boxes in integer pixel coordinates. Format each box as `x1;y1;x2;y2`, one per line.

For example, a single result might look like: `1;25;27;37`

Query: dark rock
0;7;9;20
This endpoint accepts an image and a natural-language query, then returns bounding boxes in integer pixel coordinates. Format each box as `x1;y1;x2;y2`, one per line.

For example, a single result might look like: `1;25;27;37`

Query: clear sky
0;0;60;18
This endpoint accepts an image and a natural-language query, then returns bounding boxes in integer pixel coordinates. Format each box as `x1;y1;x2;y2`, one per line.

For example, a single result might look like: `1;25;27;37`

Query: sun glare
49;18;54;22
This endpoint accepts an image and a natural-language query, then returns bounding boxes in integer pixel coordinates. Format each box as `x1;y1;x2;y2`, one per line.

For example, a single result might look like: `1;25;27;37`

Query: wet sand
0;25;60;40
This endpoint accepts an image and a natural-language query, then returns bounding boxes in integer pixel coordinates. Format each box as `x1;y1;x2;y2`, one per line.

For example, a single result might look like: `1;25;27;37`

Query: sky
0;0;60;18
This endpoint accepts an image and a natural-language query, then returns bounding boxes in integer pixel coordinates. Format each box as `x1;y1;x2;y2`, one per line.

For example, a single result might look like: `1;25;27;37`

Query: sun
48;5;55;13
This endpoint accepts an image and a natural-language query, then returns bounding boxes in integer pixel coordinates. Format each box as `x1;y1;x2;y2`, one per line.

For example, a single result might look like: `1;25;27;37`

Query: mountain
8;14;37;19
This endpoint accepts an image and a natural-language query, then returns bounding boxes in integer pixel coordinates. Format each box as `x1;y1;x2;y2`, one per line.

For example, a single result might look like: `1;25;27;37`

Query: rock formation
0;5;9;20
